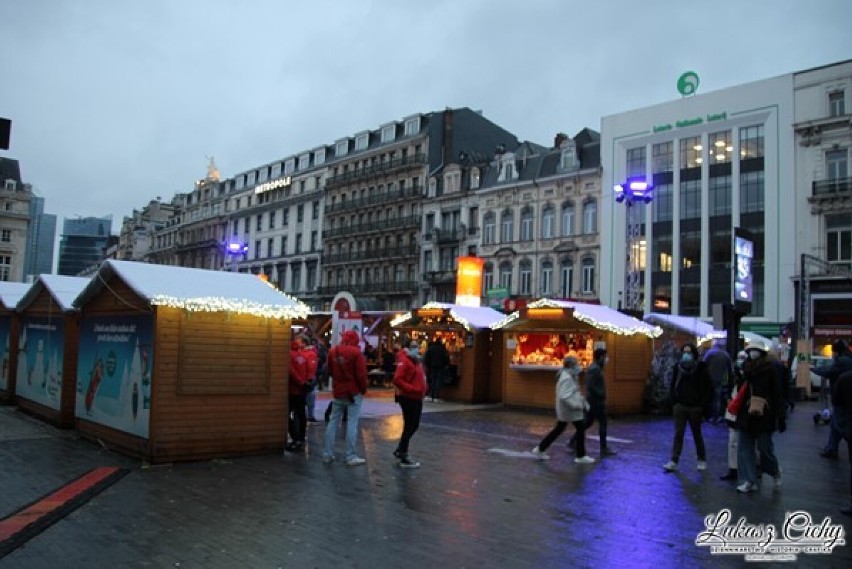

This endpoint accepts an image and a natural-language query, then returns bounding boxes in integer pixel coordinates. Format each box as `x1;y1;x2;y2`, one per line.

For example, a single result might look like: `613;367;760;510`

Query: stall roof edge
0;282;33;310
16;274;91;312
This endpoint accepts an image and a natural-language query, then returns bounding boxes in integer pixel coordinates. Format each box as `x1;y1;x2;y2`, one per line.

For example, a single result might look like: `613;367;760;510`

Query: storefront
0;282;31;404
14;275;90;427
72;260;308;463
390;302;505;403
491;299;662;414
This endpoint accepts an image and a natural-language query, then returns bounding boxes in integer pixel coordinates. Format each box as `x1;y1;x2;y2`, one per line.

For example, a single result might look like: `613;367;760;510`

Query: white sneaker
530;446;550;460
574;456;596;464
697;461;707;471
345;456;366;466
663;461;678;472
737;481;758;493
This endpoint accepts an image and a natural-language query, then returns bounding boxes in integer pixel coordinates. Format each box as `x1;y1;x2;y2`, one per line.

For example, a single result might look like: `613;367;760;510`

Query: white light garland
390;312;413;327
151;295;310;320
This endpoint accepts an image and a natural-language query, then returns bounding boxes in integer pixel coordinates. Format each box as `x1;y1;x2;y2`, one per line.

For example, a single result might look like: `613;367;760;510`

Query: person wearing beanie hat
813;340;852;460
323;329;369;466
531;356;594;464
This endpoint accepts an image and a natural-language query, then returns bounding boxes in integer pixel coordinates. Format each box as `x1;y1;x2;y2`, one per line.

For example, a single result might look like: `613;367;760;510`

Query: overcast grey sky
1;0;851;235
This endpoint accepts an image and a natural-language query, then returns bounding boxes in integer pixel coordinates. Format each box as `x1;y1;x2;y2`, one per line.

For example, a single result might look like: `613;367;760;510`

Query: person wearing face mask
568;348;616;457
392;340;429;468
663;343;713;472
735;345;786;493
719;351;748;481
532;356;594;463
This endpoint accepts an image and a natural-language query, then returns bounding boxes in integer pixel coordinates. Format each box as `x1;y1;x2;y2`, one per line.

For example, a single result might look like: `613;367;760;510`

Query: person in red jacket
301;338;319;422
287;337;310;452
393;340;429;468
323;330;369;465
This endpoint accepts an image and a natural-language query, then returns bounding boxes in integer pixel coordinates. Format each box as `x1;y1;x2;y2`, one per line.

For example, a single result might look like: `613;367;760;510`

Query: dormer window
336;140;349;157
404;117;420;136
284;159;295;175
314;148;326;165
497;153;517;182
355;133;368;151
271;163;281;178
829;90;845;117
470;167;481;189
298;154;310;170
381;125;395;143
3;180;14;192
247;171;256;186
561;141;578;171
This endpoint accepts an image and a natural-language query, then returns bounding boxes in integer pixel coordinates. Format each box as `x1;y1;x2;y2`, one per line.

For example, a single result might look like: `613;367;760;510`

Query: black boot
720;468;737;481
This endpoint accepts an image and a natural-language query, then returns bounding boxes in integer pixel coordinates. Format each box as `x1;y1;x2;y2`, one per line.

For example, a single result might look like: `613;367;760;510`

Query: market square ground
1;397;850;568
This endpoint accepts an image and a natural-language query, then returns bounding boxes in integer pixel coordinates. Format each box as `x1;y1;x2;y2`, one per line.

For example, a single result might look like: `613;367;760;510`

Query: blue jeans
323;394;363;461
737;429;780;486
305;386;317;420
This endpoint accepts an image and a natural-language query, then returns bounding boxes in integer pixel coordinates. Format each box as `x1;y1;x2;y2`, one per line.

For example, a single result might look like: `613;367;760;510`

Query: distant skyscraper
24;195;56;280
57;215;113;276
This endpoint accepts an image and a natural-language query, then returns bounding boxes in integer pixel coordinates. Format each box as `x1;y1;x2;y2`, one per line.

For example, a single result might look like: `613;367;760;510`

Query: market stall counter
390;302;505;403
0;282;34;404
490;299;662;414
14;275;90;427
72;260;309;463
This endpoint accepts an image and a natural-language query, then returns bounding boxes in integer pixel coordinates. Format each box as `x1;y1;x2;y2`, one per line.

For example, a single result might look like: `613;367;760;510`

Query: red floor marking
0;467;120;542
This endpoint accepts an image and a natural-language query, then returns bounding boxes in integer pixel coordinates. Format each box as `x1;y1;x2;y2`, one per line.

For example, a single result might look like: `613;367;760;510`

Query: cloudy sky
1;0;850;236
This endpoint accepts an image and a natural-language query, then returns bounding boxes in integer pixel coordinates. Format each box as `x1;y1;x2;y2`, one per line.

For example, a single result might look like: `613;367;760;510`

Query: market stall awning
492;299;662;338
643;313;721;343
391;301;505;332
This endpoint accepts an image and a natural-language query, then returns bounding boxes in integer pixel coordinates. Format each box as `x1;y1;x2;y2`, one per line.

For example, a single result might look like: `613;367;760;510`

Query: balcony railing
316;280;418;296
325;153;426;188
322;214;421;239
324;184;423;214
424;270;456;284
322;245;418;264
812;177;852;197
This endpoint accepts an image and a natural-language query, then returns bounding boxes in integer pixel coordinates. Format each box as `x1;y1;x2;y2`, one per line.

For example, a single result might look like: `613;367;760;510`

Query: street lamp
613;178;654;311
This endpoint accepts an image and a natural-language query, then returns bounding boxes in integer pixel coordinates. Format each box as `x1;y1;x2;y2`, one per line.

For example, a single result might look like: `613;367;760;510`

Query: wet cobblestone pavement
1;400;850;568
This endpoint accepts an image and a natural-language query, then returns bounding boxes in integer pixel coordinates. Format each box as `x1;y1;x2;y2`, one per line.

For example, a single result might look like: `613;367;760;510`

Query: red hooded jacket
289;339;309;396
328;330;368;400
393;349;428;400
302;344;319;380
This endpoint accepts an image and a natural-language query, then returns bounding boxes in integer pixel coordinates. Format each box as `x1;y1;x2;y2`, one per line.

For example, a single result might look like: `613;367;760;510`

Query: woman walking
392;340;429;468
531;356;594;464
663;342;713;472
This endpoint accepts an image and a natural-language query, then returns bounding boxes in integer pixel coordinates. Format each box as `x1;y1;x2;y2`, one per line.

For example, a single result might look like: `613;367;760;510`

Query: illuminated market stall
14;275;90;427
0;282;32;404
72;260;309;463
490;299;662;413
390;302;505;403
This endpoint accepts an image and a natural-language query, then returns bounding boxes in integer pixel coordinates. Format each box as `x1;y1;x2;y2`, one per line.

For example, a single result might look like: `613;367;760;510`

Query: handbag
748;394;769;416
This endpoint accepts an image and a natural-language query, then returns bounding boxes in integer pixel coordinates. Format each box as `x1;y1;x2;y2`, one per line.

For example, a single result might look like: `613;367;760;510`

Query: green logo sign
677;71;700;96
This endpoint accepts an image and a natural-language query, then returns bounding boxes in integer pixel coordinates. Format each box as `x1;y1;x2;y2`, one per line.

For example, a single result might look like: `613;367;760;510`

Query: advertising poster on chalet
15;316;65;410
75;314;154;438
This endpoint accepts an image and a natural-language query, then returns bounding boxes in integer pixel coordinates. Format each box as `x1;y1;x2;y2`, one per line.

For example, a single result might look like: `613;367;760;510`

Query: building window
653;142;673;174
739;125;764;159
826;149;848;180
404;117;420;136
582;200;597;234
581;258;595;293
680;179;701;219
561;202;575;236
500;210;514;243
499;262;512;292
483;213;496;244
626;146;646;178
256;214;263;231
0;255;10;281
284;159;295;175
653;183;673;222
266;239;273;258
271;164;282;178
282;207;289;225
381;125;395;143
680;136;702;169
306;265;317;291
312;200;320;220
295;234;302;254
483;263;494;293
336;140;348;157
297;204;304;223
519;261;532;295
709;131;733;164
254;240;260;260
559;260;573;298
355;133;368;151
298;154;310;170
541;260;553;296
291;266;301;292
314;149;326;165
709;176;732;216
740;171;765;214
280;235;288;256
0;229;10;242
520;207;534;241
541;205;555;238
310;231;318;252
827;213;852;266
829;90;845;117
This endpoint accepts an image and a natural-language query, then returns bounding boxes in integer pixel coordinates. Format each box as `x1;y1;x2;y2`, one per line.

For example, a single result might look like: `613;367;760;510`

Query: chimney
554;132;569;149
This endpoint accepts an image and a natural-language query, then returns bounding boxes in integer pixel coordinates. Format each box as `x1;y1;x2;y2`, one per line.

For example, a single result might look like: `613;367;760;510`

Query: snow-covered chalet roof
73;260;310;319
643;313;720;342
16;275;91;312
0;282;32;310
392;301;506;331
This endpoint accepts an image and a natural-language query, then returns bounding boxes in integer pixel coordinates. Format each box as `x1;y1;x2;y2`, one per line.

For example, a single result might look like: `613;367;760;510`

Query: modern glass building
24;195;56;280
57;215;113;276
601;72;796;334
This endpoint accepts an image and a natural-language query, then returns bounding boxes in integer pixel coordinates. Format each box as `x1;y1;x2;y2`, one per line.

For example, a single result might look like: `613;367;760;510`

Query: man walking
323;330;369;466
813;340;852;459
423;337;450;402
570;348;616;457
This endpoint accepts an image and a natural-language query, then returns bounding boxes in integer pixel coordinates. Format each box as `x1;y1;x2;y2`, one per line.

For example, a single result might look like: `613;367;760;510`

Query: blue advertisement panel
15;316;65;410
75;314;154;439
0;315;11;391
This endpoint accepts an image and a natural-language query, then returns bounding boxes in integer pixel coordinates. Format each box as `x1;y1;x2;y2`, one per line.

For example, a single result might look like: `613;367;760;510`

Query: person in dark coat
663;342;713;472
735;346;786;493
813;340;852;459
833;369;852;516
569;348;616;457
423;338;450;402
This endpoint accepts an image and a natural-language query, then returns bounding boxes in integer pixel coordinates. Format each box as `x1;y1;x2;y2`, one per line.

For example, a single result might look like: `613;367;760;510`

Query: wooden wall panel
83;278;150;314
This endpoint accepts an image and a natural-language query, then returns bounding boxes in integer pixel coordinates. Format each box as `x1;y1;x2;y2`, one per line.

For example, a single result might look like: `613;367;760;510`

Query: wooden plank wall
437;332;492;403
149;306;290;463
